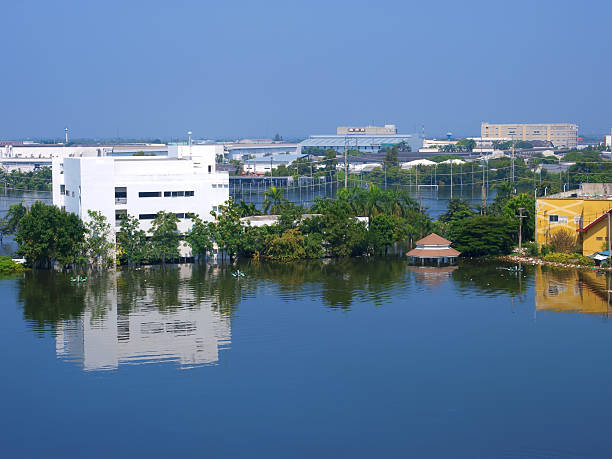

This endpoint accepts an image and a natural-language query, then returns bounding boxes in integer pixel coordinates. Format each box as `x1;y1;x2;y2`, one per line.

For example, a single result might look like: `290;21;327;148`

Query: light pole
187;130;192;158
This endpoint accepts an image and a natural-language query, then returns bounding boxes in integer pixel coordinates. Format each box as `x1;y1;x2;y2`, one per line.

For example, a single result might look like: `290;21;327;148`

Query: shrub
542;252;594;266
524;241;539;257
549;228;576;254
0;256;26;274
540;244;551;256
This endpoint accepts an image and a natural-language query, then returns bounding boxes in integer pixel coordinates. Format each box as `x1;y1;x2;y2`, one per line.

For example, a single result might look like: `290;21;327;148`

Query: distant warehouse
481;122;578;149
299;124;422;154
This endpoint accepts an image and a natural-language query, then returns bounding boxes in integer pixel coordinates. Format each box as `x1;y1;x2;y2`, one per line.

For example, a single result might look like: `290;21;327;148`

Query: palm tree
262;186;285;214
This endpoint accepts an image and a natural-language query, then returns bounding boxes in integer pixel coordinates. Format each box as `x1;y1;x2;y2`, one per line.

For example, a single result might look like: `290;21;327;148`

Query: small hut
407;233;460;265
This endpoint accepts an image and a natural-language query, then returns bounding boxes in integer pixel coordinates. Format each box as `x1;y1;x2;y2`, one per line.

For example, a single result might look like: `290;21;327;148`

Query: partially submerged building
407;233;460;265
536;183;612;256
52;145;229;257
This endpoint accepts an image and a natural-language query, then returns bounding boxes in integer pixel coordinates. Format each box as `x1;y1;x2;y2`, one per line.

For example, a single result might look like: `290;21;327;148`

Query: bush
542;252;595;266
0;256;26;274
540;244;551;256
524;241;539;257
451;216;517;257
549;228;577;254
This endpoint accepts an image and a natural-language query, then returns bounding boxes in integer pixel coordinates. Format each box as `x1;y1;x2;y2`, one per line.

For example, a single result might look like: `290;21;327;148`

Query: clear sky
2;0;610;140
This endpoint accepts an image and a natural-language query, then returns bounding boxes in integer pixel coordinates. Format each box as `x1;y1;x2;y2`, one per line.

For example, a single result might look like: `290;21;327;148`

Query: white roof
401;159;436;168
441;159;466;165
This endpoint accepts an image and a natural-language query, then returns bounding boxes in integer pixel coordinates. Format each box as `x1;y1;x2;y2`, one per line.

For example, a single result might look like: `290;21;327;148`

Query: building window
549;215;558;222
175;213;185;219
185;212;195;219
139;191;161;198
186;191;194;196
115;209;127;226
171;191;185;197
212;206;218;212
115;187;127;204
212;184;217;188
138;214;157;220
60;185;65;193
208;165;212;173
164;191;171;197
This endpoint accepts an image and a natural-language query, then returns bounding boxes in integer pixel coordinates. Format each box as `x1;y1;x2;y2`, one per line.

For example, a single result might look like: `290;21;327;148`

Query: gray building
299;133;422;154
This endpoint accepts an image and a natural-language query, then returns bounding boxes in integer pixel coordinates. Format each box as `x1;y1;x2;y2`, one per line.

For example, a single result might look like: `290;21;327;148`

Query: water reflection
22;265;233;370
535;266;612;316
22;259;612;372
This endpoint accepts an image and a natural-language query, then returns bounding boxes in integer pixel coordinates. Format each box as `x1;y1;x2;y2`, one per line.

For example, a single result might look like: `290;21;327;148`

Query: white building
53;145;229;257
243;153;305;174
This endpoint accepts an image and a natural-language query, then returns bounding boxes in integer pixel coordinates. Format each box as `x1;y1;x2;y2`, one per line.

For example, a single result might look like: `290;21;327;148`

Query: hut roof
415;233;451;246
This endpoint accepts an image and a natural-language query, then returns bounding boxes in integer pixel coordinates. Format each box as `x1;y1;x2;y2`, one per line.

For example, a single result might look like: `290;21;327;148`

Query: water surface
2;260;612;458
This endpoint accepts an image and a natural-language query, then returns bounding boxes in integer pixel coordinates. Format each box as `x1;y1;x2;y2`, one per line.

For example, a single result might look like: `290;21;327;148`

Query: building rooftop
244;153;305;164
544;183;612;200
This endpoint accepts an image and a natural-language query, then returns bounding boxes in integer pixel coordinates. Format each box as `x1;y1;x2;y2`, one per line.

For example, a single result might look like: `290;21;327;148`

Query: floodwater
2;259;612;458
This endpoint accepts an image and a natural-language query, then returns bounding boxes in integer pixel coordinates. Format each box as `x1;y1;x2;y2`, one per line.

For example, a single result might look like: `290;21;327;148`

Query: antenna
64;127;69;144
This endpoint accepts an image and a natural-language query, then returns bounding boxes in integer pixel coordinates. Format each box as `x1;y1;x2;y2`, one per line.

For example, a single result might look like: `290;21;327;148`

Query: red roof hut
407;233;460;265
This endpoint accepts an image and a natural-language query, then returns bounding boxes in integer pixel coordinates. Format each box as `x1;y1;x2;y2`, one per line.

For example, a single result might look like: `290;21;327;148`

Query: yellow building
481;122;578;148
536;184;612;256
535;266;612;315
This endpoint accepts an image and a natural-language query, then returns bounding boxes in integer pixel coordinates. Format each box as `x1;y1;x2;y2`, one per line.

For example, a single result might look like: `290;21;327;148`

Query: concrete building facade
481;122;578;148
53;146;229;257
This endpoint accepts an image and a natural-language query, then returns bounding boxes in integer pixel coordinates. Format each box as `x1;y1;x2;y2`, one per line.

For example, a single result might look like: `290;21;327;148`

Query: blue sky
2;0;610;140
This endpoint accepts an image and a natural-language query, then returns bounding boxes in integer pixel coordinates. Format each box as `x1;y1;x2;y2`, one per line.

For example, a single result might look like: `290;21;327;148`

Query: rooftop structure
481;122;578;149
407;233;460;265
337;125;397;135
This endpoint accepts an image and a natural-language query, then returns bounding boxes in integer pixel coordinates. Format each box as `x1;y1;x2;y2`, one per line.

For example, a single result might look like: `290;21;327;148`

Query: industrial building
299;126;422;154
243;152;305;174
224;142;298;161
52;145;229;257
481;122;578;149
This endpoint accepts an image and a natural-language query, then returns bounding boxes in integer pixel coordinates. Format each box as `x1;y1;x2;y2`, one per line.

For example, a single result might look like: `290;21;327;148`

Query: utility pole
517;207;526;252
344;136;348;188
511;134;515;183
607;211;612;268
450;160;453;199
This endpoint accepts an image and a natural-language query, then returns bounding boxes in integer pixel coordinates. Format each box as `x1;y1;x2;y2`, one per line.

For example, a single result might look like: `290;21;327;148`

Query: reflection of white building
56;268;232;371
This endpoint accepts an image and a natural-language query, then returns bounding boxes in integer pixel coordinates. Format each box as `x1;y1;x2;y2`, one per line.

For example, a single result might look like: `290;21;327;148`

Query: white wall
59;156;230;257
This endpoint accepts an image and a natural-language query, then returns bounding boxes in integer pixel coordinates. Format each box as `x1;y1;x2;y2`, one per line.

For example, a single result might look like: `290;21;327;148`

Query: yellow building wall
582;218;609;256
536;198;612;255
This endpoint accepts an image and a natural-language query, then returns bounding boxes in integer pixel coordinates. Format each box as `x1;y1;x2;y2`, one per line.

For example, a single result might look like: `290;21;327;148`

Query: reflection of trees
451;260;533;298
238;258;408;309
19;271;88;332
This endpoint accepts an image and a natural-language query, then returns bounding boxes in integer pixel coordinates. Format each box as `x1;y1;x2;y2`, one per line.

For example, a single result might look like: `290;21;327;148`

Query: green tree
186;215;214;260
324;149;338;173
451;216;517;257
502;193;535;242
439;198;475;223
369;214;406;255
150;211;180;263
456;138;476;152
263;186;286;214
212;199;243;260
2;202;27;234
16;201;86;268
383;146;399;168
117;215;149;266
84;210;114;269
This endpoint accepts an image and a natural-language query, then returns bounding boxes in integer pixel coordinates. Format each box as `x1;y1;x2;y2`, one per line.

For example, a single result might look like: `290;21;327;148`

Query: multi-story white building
52;145;229;257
